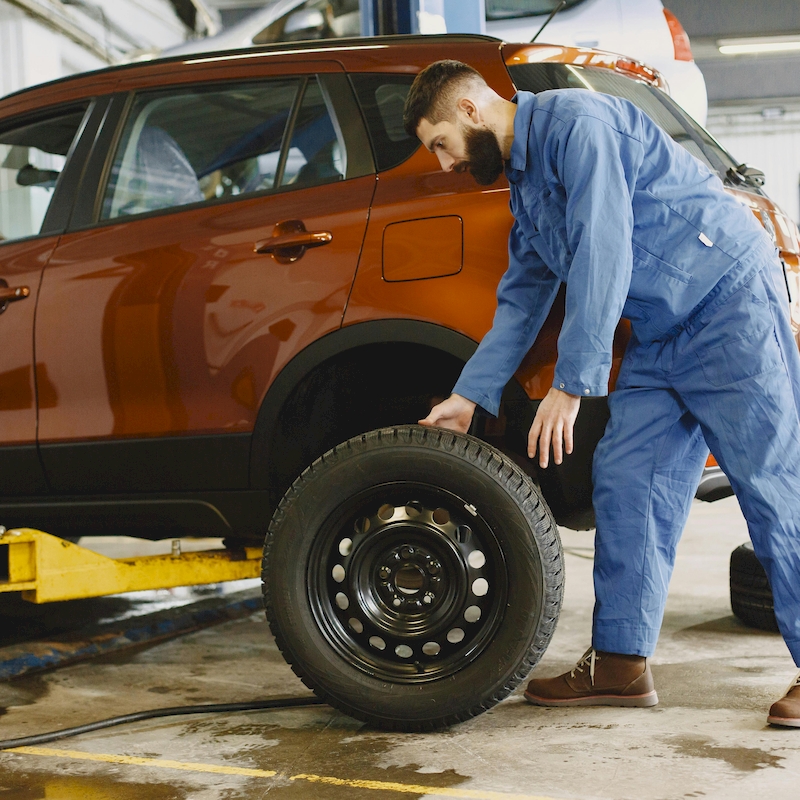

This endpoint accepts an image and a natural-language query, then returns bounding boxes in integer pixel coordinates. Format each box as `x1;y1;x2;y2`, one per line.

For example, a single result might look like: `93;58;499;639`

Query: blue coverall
452;89;800;665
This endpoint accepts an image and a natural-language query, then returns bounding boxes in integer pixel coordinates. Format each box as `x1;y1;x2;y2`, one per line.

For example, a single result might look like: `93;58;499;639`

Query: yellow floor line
290;771;557;799
8;746;560;800
8;746;277;778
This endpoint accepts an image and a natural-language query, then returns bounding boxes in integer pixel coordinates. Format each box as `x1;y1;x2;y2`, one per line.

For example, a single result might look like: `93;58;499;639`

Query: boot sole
767;715;800;728
524;690;658;708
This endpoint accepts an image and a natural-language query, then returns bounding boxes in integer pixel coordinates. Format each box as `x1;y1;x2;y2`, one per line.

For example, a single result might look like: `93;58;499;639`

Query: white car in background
161;0;707;124
163;0;362;56
485;0;707;124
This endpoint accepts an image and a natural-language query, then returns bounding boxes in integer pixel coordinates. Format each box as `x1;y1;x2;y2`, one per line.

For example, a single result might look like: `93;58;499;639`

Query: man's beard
460;125;505;186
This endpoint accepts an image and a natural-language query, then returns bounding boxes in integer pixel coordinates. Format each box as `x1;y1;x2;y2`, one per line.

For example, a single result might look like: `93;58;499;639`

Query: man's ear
456;97;481;126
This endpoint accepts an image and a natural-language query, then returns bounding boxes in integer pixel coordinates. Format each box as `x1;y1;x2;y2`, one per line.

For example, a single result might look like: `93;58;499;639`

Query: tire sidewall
264;430;557;726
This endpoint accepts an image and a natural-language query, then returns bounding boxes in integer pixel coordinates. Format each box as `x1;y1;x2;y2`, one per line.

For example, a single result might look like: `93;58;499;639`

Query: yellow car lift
0;528;262;603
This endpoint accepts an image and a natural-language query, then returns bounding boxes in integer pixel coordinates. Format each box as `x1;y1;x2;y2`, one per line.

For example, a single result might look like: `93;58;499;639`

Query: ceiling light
718;35;800;55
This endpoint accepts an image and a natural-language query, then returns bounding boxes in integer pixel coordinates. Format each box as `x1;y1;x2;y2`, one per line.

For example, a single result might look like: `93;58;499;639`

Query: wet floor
1;499;799;800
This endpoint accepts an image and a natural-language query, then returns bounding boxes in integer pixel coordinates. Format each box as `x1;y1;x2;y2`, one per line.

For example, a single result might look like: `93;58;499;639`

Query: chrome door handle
0;285;30;302
255;220;332;264
0;283;30;314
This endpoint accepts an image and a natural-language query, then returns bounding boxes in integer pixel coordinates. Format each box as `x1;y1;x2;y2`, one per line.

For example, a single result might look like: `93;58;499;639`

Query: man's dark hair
403;60;487;138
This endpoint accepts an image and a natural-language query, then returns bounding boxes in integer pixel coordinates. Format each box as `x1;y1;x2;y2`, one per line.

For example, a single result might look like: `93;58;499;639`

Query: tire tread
262;425;562;731
729;542;778;633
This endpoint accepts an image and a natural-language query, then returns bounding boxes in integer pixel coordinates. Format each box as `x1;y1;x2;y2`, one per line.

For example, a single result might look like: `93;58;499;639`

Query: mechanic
403;59;800;727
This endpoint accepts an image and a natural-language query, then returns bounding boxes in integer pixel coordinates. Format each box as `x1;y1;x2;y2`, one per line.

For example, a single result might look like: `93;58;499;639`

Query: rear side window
507;63;742;185
101;76;352;221
0;106;87;243
350;74;419;172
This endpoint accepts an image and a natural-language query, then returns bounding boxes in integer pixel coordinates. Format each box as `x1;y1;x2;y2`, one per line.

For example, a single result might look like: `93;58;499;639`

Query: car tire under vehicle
730;541;778;632
262;425;564;730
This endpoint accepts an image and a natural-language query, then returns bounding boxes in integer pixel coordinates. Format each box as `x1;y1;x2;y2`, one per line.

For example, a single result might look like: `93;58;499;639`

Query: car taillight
663;8;693;62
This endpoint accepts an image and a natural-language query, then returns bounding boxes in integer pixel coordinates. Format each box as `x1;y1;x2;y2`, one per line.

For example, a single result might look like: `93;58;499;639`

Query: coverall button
559;383;565;389
584;389;590;395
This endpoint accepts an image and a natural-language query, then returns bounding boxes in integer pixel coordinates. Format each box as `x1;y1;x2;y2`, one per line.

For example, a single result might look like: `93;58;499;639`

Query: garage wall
0;3;109;97
0;0;203;98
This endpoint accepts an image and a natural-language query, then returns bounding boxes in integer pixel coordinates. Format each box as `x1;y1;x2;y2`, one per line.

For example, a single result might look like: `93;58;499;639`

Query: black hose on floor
0;696;328;750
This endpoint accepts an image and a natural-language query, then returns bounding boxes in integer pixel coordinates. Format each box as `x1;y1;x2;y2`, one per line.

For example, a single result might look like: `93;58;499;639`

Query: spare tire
730;542;778;632
262;425;563;731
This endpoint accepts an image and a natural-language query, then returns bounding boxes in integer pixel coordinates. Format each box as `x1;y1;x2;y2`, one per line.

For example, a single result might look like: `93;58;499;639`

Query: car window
0;106;88;243
280;77;346;187
507;63;743;186
486;0;586;20
101;76;351;221
349;74;419;172
252;0;360;45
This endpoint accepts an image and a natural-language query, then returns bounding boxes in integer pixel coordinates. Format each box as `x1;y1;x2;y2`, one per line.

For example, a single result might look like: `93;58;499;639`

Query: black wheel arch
250;320;477;496
249;318;604;528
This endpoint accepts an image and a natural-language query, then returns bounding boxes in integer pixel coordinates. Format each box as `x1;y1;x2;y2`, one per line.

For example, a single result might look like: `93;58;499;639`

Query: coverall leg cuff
592;624;658;659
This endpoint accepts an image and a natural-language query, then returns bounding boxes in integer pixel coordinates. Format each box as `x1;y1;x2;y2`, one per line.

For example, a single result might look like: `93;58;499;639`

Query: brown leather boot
767;672;800;727
524;648;658;708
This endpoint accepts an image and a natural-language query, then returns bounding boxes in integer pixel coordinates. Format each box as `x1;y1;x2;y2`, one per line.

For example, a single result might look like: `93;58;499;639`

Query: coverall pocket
696;322;782;387
632;243;693;284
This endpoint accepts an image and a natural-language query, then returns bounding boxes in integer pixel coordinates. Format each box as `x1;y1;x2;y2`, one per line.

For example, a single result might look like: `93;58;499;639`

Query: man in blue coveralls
404;60;800;727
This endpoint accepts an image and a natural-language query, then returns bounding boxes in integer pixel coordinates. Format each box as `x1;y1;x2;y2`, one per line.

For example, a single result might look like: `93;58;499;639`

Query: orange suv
1;34;797;729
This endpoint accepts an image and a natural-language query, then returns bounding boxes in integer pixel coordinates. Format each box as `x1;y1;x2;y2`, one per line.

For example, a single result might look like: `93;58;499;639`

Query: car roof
0;34;499;108
0;32;665;123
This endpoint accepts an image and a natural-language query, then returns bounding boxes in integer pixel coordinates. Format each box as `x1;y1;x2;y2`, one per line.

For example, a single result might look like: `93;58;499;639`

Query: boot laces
570;648;598;686
783;669;800;696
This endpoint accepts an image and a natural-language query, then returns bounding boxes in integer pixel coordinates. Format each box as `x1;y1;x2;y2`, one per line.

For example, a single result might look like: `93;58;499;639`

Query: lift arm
0;529;261;603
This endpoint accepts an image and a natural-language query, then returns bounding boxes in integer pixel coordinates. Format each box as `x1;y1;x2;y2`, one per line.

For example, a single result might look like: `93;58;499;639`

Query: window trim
275;76;308;188
69;69;375;232
0;100;96;246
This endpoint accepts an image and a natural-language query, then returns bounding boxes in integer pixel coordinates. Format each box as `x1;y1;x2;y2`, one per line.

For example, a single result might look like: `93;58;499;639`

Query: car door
35;62;375;493
0;102;94;495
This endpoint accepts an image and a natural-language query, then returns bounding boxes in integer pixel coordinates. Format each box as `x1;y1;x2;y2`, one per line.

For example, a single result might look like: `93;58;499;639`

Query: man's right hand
419;393;477;433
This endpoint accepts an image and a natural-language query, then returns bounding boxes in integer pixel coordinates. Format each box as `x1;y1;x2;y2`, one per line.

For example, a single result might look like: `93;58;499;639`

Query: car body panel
0;237;52;496
31;53;375;493
0;237;51;446
0;34;794;534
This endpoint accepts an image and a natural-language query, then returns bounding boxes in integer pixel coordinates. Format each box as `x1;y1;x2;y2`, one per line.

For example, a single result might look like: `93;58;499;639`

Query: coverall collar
507;92;535;174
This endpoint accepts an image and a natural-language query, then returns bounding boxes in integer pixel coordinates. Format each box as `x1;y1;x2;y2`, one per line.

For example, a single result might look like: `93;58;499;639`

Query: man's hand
528;387;581;468
419;393;477;433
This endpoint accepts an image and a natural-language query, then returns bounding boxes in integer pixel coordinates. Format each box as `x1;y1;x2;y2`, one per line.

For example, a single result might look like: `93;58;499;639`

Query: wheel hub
378;545;440;609
309;484;507;682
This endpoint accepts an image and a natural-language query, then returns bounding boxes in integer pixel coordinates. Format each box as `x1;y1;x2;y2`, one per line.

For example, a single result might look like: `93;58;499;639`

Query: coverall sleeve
452;219;561;417
552;114;643;396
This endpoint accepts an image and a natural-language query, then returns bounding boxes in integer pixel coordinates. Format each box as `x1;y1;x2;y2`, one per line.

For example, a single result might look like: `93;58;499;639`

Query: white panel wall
0;0;194;99
0;4;102;96
0;4;26;97
707;105;800;226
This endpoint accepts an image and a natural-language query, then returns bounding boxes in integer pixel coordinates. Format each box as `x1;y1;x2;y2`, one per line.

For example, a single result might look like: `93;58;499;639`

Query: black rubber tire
262;425;563;731
730;541;778;632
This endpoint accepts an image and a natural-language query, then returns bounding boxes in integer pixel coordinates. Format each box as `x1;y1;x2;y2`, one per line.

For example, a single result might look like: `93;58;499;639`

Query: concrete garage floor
1;496;798;799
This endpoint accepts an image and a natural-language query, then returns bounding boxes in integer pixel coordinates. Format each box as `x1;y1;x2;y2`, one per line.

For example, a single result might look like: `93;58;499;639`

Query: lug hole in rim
432;507;450;525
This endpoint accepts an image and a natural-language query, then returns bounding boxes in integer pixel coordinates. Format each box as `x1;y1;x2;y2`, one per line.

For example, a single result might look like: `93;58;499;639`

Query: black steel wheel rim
307;482;508;683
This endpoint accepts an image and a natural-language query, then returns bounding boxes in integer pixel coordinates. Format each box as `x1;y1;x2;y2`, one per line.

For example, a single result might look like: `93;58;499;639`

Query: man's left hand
528;387;581;468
